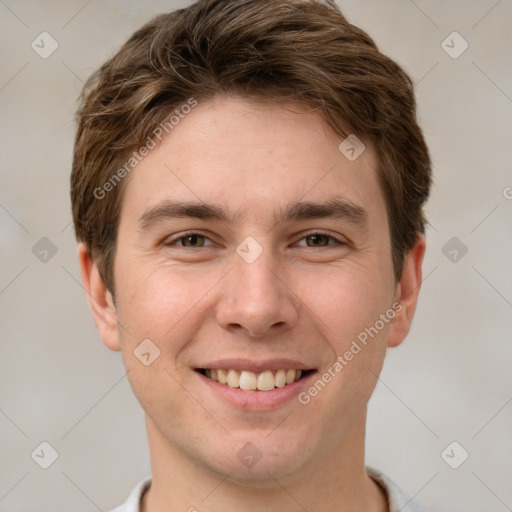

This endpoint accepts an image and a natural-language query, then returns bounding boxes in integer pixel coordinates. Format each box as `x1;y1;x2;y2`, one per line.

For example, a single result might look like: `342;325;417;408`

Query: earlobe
77;243;121;351
387;234;426;348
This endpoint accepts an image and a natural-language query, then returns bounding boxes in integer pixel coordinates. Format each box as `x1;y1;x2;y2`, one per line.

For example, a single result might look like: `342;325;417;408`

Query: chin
200;433;311;485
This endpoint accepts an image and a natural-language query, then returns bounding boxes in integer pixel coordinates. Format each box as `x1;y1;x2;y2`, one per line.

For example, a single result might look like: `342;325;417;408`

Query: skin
79;95;425;512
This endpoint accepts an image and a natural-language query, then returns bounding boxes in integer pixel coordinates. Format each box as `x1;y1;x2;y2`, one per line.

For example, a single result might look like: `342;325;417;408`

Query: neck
141;412;387;512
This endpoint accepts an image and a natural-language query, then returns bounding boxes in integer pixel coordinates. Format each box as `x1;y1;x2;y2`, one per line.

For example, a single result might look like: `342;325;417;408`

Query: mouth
195;368;315;391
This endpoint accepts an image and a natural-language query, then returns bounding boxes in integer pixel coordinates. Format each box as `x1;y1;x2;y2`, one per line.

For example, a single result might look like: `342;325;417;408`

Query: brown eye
304;234;331;247
165;232;214;248
179;234;206;247
294;232;346;248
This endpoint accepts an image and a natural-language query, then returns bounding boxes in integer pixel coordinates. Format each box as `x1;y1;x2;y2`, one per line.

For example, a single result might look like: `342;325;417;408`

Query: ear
387;234;426;348
77;243;121;351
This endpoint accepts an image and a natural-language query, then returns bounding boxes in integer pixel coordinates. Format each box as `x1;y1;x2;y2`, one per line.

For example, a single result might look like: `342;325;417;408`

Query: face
82;96;422;484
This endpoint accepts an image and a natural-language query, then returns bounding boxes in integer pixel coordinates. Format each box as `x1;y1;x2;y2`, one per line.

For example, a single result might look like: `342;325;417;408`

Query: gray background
1;0;511;510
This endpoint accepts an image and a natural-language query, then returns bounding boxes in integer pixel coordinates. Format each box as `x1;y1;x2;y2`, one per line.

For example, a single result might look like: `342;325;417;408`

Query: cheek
304;261;393;349
299;260;393;408
296;269;392;431
117;258;176;324
113;257;224;353
113;260;200;418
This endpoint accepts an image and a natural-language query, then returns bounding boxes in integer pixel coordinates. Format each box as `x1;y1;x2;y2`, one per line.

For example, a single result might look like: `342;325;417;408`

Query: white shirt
110;467;424;512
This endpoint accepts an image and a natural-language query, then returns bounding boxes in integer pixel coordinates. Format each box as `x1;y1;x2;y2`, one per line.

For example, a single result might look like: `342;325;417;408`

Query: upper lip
195;358;315;373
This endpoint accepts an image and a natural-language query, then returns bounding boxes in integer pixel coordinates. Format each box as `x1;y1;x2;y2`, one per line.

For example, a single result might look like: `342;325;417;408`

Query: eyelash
164;230;346;249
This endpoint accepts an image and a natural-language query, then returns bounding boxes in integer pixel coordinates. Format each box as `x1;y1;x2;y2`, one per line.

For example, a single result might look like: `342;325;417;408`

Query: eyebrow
137;196;369;232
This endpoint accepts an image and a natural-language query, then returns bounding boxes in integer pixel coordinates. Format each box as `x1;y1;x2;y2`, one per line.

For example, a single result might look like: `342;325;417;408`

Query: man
71;0;431;510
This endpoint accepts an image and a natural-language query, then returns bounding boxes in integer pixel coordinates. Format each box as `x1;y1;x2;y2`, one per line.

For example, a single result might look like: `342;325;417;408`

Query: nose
215;250;299;338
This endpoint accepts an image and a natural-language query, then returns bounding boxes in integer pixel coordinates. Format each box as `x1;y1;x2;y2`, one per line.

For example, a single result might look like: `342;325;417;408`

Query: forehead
119;96;386;230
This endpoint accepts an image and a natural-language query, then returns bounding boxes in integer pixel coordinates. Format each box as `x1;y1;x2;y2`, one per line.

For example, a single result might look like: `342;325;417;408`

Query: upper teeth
204;369;302;391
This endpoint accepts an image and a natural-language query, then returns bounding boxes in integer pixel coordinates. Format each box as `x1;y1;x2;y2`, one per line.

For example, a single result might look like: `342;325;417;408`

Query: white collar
110;468;425;512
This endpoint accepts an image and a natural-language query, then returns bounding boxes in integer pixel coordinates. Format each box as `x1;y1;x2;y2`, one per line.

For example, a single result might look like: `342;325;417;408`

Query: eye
295;232;345;248
163;231;346;250
165;232;214;248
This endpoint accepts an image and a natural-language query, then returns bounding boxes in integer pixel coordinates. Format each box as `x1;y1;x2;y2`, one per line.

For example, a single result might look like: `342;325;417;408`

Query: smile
198;368;312;391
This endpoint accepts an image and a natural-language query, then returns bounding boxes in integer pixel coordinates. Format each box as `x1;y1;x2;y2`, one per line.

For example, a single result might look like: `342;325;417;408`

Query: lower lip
197;371;317;410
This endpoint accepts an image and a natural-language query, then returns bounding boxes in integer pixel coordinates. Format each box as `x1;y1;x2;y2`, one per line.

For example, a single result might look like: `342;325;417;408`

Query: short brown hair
71;0;432;294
